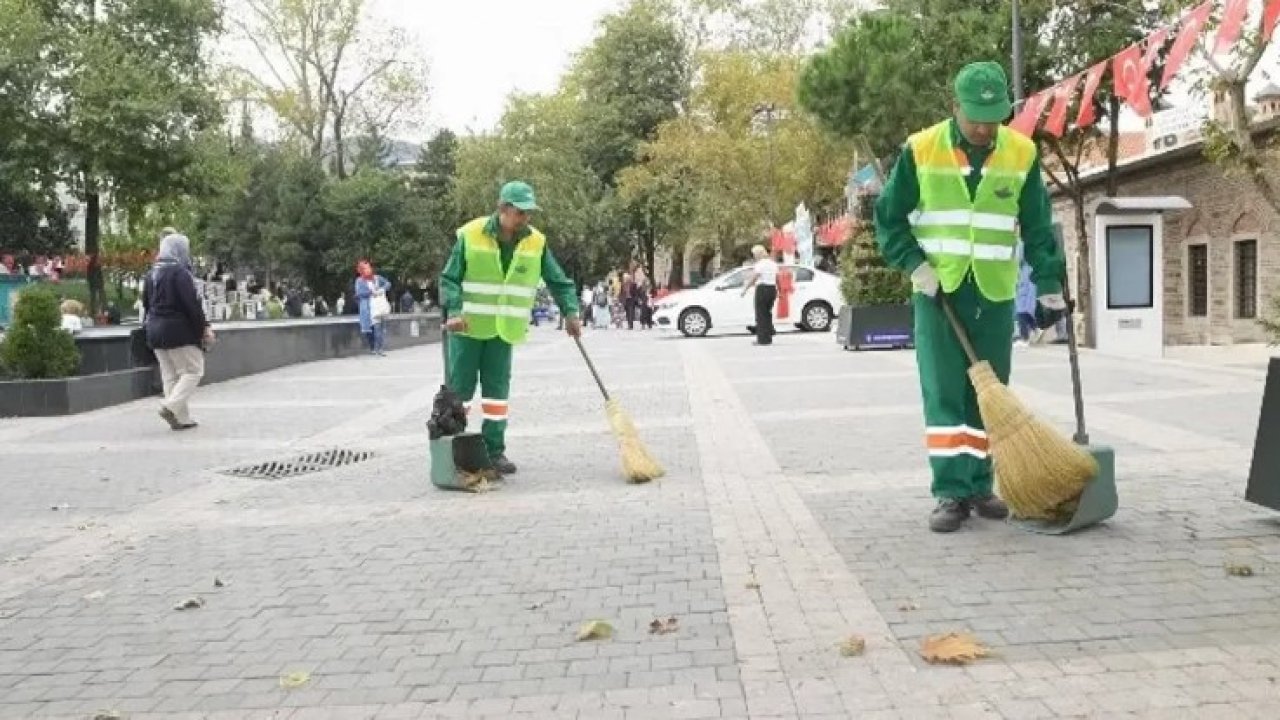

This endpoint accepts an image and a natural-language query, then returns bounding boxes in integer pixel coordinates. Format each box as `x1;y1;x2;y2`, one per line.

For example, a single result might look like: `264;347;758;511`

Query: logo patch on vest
994;187;1013;199
514;264;529;275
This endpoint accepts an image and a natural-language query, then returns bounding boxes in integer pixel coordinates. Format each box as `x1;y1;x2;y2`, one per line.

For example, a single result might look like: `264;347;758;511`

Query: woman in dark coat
144;231;213;430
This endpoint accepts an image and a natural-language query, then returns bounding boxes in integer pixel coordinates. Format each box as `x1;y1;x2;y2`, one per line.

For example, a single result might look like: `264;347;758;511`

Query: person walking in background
1014;247;1038;346
400;289;415;314
593;281;610;329
144;230;213;431
621;272;637;329
740;244;778;345
354;260;391;356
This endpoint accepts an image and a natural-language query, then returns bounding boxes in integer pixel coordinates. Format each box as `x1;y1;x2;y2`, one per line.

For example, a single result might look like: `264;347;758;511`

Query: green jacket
439;214;581;319
874;119;1065;296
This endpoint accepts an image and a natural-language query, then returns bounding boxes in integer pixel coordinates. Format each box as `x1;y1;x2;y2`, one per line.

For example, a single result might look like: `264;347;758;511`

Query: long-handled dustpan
427;315;494;491
1011;270;1117;534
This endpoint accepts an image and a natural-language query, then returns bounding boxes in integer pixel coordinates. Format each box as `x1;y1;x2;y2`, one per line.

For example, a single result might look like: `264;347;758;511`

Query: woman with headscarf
354;259;391;355
144;230;213;430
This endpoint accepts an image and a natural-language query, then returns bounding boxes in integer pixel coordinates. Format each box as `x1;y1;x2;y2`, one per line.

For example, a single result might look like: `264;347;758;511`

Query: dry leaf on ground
576;620;614;641
91;712;122;720
919;633;989;665
745;580;760;590
898;601;919;612
649;617;679;635
213;577;225;588
279;671;311;689
838;635;866;657
1226;563;1255;577
172;597;205;611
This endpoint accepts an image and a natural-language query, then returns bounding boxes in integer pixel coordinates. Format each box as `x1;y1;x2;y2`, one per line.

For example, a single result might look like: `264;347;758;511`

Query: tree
799;0;1060;159
625;51;855;274
452;92;618;285
227;0;428;178
11;0;224;315
1035;0;1170;343
407;129;466;278
1185;1;1280;214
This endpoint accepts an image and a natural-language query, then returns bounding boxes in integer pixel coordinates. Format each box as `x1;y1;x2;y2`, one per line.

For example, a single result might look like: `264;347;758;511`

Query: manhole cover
221;448;374;480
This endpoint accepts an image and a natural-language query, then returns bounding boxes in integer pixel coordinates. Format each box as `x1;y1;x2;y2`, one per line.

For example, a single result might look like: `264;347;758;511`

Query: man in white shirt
740;244;779;345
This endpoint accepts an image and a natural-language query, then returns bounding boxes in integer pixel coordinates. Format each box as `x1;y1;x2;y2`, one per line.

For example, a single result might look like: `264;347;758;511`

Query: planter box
0;367;157;418
837;303;914;351
1247;357;1280;511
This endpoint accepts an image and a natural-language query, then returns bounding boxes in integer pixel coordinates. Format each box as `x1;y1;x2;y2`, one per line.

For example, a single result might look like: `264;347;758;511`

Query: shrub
0;285;82;379
838;208;912;306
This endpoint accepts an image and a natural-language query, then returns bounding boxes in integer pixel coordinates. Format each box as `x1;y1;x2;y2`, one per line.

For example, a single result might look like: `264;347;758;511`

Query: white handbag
371;293;391;319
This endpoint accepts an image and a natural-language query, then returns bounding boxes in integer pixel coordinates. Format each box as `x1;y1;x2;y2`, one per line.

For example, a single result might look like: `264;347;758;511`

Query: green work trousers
447;334;514;458
912;275;1014;500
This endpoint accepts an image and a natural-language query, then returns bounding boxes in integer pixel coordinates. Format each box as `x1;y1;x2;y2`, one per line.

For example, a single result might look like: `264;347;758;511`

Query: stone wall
1051;149;1278;346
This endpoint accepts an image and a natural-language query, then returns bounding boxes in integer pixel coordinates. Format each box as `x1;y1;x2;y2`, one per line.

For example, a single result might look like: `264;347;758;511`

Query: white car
652;264;842;337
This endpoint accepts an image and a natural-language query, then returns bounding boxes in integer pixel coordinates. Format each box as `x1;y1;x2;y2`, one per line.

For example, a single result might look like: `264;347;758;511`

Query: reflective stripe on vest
907;120;1035;302
458;217;545;345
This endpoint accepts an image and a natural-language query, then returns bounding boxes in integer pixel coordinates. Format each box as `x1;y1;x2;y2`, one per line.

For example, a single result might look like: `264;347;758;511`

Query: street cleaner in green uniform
439;181;582;476
874;62;1067;532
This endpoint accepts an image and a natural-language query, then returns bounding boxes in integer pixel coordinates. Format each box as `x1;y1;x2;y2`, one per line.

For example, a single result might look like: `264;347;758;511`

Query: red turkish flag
1113;44;1153;118
1264;0;1280;42
1008;91;1048;136
1042;74;1082;137
1142;28;1168;69
1074;61;1108;128
1163;1;1212;89
1215;0;1248;55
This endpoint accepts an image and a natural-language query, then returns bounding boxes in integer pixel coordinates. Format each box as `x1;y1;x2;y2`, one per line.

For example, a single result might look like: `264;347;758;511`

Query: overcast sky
367;0;624;136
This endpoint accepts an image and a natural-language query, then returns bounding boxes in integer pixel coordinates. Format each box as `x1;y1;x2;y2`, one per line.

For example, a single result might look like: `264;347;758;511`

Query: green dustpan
1009;268;1118;535
428;317;494;492
1010;445;1117;534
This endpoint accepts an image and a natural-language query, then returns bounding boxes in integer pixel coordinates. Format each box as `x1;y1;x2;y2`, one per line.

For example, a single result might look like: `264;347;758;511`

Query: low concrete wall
0;313;440;417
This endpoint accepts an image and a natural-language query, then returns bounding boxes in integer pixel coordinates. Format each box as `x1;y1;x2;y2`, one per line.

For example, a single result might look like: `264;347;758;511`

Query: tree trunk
1071;190;1092;348
668;247;685;289
1105;96;1120;198
85;190;105;316
332;110;347;179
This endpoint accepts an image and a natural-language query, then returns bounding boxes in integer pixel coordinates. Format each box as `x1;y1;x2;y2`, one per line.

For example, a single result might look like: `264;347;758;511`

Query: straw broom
573;336;665;483
937;294;1098;519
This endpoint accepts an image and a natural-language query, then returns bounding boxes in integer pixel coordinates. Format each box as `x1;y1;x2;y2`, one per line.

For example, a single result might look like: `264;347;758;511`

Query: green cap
954;62;1012;124
498;181;539;211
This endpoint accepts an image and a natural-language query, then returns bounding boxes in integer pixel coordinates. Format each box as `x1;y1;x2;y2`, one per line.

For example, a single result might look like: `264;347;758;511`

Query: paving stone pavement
1;324;1279;719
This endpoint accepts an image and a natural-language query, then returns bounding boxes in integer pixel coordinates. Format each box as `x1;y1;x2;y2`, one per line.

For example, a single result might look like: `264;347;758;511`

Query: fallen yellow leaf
575;620;613;641
919;633;988;665
1226;563;1254;577
279;671;311;689
838;635;866;657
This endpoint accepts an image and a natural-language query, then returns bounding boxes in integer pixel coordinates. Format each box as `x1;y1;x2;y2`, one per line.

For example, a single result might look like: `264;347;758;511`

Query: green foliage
838;219;911;307
0;285;81;379
1260;295;1280;346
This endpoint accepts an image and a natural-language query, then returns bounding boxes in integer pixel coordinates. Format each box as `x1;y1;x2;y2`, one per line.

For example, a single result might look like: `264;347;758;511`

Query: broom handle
1059;267;1090;445
573;336;612;402
936;293;981;367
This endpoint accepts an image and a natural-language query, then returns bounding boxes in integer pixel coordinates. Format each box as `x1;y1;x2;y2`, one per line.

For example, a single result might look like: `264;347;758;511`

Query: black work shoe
491;454;517;475
970;494;1009;520
929;499;970;533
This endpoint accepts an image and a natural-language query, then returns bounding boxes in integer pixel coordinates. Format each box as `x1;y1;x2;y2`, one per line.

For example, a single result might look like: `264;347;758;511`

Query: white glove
1038;293;1066;311
910;262;940;297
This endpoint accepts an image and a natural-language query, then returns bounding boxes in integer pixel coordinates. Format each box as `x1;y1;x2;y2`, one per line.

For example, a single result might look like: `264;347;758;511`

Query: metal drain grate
221;448;374;480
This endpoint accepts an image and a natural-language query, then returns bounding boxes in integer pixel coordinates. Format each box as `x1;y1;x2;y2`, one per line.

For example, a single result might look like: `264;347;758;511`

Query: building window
1105;225;1154;309
1188;244;1208;317
1235;239;1258;319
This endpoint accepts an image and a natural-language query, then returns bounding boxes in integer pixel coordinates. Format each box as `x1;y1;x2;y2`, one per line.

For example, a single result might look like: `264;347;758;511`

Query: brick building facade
1049;128;1279;346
